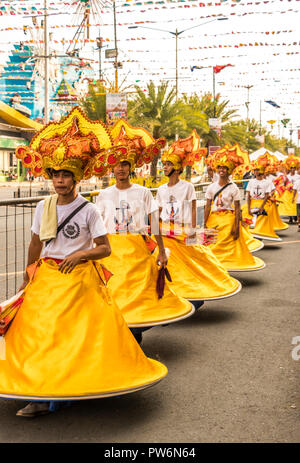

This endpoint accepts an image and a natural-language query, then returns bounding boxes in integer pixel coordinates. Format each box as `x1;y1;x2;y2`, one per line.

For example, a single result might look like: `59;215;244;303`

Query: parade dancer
242;157;282;241
0;108;167;417
277;156;300;223
96;120;194;340
156;133;241;302
204;151;266;271
292;171;300;231
264;163;289;232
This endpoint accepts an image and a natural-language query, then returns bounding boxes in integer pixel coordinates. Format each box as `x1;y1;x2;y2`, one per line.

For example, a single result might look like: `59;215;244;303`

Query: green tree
128;81;208;177
183;93;239;148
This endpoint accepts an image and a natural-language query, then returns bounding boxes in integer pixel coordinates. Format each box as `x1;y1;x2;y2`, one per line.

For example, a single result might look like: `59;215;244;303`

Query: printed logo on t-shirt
166;195;179;221
252;185;264;199
114;200;133;232
215;193;225;209
62;222;80;240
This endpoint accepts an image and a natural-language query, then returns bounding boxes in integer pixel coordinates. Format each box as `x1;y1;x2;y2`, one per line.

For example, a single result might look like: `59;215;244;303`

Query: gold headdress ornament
283;154;300;170
15;106;120;182
232;163;252;180
161;130;207;171
108;118;166;170
208;144;247;174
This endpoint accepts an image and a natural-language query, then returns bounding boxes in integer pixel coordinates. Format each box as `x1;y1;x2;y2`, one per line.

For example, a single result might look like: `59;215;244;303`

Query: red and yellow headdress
108;118;166;170
283;154;300;170
161;130;207;171
250;152;278;174
15;107;118;182
208;144;247;174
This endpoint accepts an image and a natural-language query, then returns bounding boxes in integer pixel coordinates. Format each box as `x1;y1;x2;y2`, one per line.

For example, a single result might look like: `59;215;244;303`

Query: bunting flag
265;100;281;108
191;65;206;72
213;64;233;73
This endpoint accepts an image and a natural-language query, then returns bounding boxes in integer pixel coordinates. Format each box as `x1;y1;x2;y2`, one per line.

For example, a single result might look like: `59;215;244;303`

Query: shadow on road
180;308;238;326
261;244;282;250
142;331;193;363
235;276;265;287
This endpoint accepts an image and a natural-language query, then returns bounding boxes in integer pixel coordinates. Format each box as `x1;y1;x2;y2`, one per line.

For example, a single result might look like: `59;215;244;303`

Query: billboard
105;48;117;59
106;93;127;125
208;118;222;136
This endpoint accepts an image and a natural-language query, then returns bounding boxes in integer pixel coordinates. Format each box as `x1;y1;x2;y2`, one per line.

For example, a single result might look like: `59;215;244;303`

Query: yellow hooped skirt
240;224;264;253
0;259;167;401
206;210;266;271
241;199;281;241
101;234;194;327
267;200;289;231
277;189;297;217
158;236;241;301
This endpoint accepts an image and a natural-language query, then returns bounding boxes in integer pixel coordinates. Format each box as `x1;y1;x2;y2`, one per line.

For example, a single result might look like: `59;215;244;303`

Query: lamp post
113;0;118;92
129;18;228;100
43;0;49;124
244;85;253;128
96;34;103;81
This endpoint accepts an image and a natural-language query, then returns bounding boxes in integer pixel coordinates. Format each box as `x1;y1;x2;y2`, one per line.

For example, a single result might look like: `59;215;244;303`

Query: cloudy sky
0;0;299;144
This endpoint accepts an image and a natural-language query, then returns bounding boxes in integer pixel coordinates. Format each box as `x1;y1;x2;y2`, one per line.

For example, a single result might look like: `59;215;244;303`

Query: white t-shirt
293;178;300;204
31;195;107;259
205;181;240;211
96;183;158;234
264;175;275;192
156;180;196;224
246;178;272;199
287;173;300;186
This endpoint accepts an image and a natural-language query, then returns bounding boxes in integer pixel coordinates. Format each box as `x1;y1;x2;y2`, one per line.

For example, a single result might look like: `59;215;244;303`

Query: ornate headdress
251;152;278;174
283;154;300;170
208;144;246;174
108;118;166;170
15;107;118;182
161;130;207;171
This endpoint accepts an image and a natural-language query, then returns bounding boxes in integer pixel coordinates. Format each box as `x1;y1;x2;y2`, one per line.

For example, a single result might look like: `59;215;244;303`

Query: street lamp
129;17;228;100
244;85;254;128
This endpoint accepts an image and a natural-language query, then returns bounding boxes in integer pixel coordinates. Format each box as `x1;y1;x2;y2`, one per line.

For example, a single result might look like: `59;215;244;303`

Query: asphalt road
0;223;299;443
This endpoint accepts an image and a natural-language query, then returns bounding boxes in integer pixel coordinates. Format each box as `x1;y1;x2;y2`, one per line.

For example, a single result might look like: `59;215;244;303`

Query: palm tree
183;93;239;148
128;81;208;177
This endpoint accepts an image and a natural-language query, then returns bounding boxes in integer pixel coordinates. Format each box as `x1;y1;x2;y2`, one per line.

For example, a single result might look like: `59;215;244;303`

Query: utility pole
175;29;178;100
113;0;118;92
259;100;262;135
245;85;253;126
43;0;49;124
213;68;216;117
96;33;103;81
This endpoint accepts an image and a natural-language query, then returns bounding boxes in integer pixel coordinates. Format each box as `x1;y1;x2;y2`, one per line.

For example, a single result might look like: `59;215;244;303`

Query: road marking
267;240;300;245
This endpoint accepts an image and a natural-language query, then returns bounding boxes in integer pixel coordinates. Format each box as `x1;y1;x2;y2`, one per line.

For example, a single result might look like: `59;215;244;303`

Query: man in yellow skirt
204;151;266;271
156;135;241;302
0;108;167;417
242;158;281;241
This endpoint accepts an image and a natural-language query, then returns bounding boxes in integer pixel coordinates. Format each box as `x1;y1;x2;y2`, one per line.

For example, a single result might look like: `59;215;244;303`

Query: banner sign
208;146;221;156
106;93;127;125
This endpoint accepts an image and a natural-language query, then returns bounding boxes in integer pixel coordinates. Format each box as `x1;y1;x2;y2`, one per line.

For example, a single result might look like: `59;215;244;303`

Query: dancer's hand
157;250;168;268
248;209;253;217
59;251;85;274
